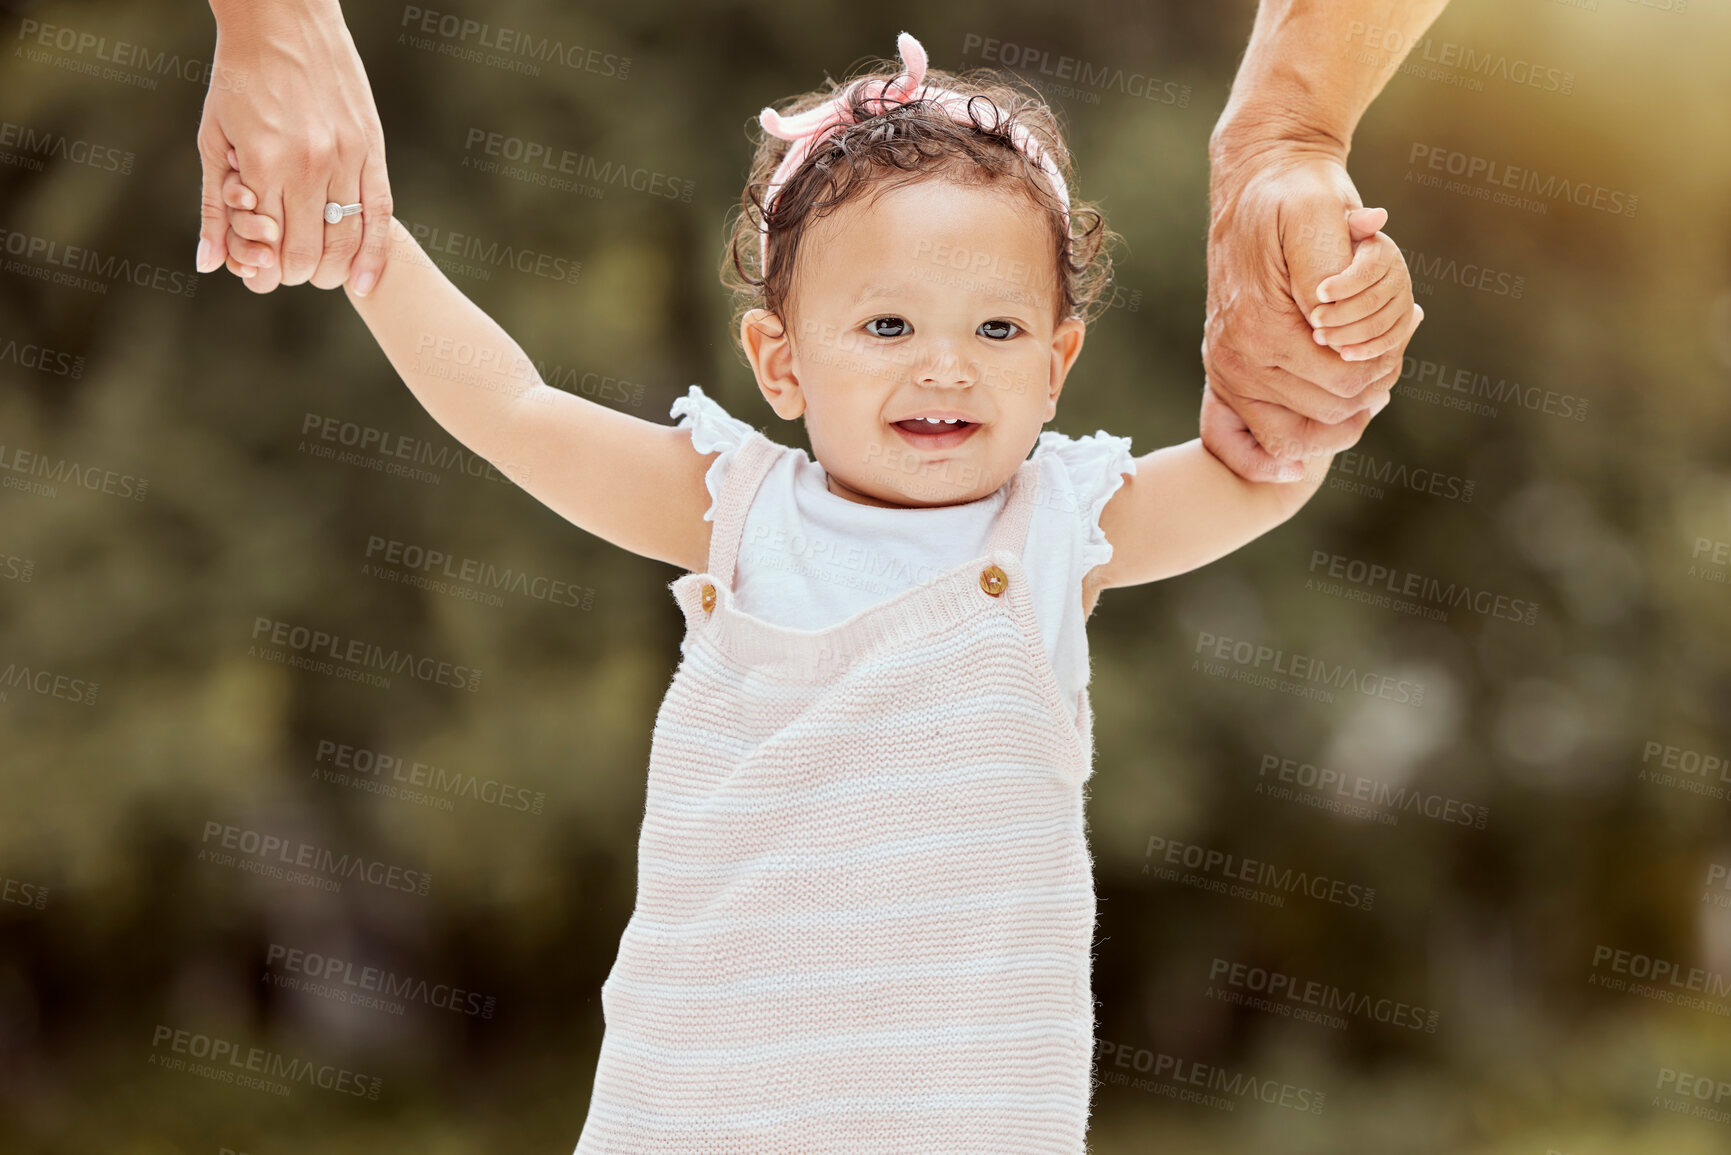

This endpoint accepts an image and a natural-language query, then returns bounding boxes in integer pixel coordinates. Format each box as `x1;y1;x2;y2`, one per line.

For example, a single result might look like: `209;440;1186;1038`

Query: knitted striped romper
574;428;1099;1153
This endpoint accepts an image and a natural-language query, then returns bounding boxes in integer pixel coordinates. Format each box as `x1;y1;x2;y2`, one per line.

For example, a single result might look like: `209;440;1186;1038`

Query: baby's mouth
889;417;982;449
892;418;975;433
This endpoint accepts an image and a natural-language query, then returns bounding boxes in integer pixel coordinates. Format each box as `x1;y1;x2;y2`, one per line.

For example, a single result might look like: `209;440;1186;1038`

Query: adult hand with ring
218;154;377;295
195;0;393;296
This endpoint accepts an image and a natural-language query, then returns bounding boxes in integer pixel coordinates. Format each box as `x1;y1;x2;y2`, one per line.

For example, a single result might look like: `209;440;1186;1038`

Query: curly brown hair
720;51;1118;355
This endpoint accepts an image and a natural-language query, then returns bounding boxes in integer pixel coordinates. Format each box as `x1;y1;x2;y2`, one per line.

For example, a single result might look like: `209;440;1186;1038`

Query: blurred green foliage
2;0;1730;1151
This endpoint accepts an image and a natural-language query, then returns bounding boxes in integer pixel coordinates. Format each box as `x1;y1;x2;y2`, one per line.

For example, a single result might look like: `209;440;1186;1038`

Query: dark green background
2;0;1729;1150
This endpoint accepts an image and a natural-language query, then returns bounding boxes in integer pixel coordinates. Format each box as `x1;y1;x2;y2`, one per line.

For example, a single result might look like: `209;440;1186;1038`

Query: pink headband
756;31;1072;271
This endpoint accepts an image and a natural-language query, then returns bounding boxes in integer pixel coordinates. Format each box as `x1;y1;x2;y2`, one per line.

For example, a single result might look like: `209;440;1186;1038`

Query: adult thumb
195;116;231;274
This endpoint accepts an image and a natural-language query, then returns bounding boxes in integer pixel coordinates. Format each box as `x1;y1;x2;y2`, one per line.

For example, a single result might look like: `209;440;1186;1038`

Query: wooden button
979;565;1008;597
701;583;717;612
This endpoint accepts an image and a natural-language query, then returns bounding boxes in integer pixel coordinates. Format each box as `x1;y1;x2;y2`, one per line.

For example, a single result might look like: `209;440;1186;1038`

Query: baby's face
742;178;1085;509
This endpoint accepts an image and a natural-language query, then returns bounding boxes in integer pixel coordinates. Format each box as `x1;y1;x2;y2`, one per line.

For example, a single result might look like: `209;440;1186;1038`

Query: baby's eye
978;320;1020;340
864;316;910;339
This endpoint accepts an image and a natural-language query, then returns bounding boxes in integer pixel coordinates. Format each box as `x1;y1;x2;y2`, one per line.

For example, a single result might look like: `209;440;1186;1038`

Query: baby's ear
741;308;787;340
741;309;803;420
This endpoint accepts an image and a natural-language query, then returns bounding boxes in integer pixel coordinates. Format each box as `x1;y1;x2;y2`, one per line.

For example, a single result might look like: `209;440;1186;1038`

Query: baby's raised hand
1307;207;1424;365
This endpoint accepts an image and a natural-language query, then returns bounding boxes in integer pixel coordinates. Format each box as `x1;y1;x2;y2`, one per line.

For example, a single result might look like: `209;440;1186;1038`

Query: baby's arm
1085;434;1331;601
219;174;716;572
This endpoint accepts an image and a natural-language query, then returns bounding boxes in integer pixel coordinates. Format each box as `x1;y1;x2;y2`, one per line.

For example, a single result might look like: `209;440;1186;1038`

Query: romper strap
707;431;782;589
985;455;1043;557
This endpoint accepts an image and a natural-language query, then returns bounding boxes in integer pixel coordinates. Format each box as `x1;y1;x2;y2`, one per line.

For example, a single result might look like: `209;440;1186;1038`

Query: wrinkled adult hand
194;0;392;295
1202;150;1423;482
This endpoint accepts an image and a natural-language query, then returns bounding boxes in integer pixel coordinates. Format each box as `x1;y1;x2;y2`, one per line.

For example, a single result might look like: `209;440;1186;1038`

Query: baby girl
216;31;1412;1153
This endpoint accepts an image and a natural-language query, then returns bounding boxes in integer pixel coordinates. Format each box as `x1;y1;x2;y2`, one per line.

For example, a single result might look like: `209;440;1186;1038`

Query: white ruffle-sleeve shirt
669;386;1136;716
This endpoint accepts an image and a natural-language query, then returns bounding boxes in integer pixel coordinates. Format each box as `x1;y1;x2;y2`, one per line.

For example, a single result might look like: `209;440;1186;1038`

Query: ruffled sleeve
669;385;759;523
1034;428;1138;573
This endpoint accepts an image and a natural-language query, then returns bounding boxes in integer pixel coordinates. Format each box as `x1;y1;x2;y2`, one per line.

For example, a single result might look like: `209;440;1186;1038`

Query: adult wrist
209;0;344;40
1208;113;1353;224
1210;104;1350;179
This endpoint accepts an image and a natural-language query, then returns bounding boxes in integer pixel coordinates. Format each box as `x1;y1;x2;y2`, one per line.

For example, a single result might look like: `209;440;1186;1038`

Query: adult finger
1201;382;1378;482
346;147;394;298
276;136;338;286
1224;352;1402;454
1283;197;1358;324
1205;309;1391;426
308;154;364;292
195;112;234;275
1227;353;1384;428
1248;394;1381;468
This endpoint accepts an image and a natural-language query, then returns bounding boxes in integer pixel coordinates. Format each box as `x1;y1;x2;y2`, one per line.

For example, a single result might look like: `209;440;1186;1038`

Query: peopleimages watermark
1142;834;1377;912
1095;1038;1325;1114
1551;0;1687;16
199;820;434;897
298;410;526;488
1588;944;1731;1016
360;533;594;612
1406;143;1638;218
1396;244;1526;300
1255;751;1490;830
1193;629;1427;708
1344;24;1575;97
408;330;645;409
396;216;582;285
2;874;49;910
0;226;199;297
1396;354;1589;424
0;439;148;503
0;118;135;175
0;660;99;706
148;1024;381;1101
0;328;85;379
959;35;1191;108
1305;549;1539;626
797;312;1033;398
1638;738;1731;802
0;551;34;583
1688;536;1731;590
1654;1066;1731;1126
1204;956;1440;1034
1703;863;1731;911
744;522;953;602
265;941;497;1019
1326;448;1475;504
397;6;630;80
14;19;246;93
460;127;694;202
248;616;482;693
312;738;546;816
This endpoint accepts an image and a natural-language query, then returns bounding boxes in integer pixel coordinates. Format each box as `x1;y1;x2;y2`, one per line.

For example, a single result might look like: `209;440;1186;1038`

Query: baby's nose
914;343;978;387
